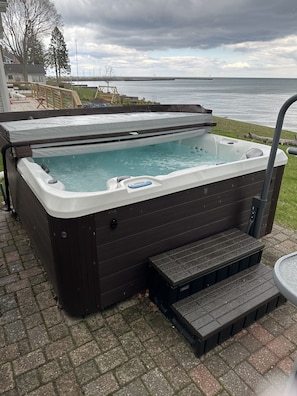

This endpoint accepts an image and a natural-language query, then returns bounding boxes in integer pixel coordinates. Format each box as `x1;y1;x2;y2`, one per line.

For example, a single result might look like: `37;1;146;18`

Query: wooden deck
10;96;49;112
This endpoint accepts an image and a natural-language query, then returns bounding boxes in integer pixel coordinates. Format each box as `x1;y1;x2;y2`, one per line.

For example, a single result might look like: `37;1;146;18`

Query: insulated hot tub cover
0;106;213;145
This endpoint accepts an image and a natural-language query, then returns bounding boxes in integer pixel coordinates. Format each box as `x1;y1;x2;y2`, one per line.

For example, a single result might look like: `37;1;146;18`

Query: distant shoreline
69;76;213;82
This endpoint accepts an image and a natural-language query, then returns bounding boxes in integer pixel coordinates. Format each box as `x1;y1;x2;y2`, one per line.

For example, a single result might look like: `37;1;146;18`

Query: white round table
274;252;297;305
274;252;297;395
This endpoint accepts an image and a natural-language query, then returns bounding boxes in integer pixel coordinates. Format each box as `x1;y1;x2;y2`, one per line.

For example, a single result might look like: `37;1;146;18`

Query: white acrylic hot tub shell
16;133;287;219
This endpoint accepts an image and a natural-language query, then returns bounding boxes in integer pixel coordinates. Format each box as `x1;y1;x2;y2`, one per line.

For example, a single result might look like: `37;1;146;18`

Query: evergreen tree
27;26;45;65
46;27;70;84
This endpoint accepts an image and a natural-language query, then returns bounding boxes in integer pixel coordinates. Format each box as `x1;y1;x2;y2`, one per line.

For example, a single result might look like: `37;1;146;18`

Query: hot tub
0;105;287;316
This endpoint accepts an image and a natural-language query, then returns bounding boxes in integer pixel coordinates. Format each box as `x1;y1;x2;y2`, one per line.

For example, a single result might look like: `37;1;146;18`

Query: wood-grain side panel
94;169;281;306
49;215;100;316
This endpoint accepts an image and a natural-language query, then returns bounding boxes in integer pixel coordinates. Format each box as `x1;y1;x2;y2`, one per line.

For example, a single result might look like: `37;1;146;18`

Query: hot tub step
171;263;286;357
149;228;265;313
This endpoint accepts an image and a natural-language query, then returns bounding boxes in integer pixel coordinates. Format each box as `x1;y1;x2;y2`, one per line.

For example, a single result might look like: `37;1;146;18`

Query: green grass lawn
213;116;297;231
213;116;297;140
1;115;296;230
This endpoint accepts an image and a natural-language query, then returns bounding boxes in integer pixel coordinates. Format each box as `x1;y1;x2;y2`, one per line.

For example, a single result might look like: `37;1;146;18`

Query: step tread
149;229;265;286
171;263;279;340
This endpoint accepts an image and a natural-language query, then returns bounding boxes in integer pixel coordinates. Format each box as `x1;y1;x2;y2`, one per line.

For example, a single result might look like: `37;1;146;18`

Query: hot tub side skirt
49;216;100;316
5;151;57;295
94;166;284;310
5;152;285;316
5;152;101;316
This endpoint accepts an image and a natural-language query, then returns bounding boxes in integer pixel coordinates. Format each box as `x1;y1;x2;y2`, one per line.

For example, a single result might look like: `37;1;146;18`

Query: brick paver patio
1;197;297;395
1;94;295;395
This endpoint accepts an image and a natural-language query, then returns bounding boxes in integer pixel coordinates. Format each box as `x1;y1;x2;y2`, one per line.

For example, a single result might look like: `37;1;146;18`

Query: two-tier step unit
149;228;286;357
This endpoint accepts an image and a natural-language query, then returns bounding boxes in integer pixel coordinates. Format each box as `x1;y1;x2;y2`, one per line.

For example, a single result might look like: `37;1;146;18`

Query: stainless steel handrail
248;94;297;238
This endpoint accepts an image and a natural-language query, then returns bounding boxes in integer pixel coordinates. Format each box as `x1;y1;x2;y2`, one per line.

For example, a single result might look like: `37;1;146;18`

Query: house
4;63;46;83
3;52;15;64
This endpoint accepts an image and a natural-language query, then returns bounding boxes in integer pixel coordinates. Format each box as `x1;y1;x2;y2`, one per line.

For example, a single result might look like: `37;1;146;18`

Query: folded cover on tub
0;111;212;144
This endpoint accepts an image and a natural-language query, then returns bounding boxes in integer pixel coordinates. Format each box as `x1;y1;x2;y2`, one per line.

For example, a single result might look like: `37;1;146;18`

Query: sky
50;0;297;78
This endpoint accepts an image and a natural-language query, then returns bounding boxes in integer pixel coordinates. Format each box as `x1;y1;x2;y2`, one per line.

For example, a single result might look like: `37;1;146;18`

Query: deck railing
7;82;82;109
31;83;82;109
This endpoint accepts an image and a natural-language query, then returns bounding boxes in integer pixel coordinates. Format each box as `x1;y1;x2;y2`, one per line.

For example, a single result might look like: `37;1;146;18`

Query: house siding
4;64;46;83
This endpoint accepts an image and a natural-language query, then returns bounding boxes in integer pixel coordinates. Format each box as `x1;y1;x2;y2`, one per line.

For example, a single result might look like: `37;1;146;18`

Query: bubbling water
34;141;228;192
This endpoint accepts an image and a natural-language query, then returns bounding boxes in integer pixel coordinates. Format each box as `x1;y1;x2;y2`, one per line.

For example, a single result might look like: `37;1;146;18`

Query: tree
104;65;114;92
1;0;61;81
46;26;70;84
27;26;45;65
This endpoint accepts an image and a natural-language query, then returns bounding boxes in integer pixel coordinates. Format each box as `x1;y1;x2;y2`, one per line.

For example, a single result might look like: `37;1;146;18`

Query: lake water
80;78;297;132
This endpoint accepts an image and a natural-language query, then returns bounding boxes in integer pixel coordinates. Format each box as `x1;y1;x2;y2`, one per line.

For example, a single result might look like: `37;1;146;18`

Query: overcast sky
50;0;297;78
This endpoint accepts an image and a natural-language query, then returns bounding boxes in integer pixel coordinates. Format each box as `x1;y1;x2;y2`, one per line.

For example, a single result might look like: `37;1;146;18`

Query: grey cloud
56;0;297;50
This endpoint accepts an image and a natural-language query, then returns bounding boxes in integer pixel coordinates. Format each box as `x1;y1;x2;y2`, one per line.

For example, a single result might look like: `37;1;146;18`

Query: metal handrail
248;94;297;238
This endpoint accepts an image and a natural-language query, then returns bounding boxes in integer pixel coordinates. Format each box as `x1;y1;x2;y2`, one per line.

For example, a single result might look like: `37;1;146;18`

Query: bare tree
104;65;114;92
1;0;61;81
